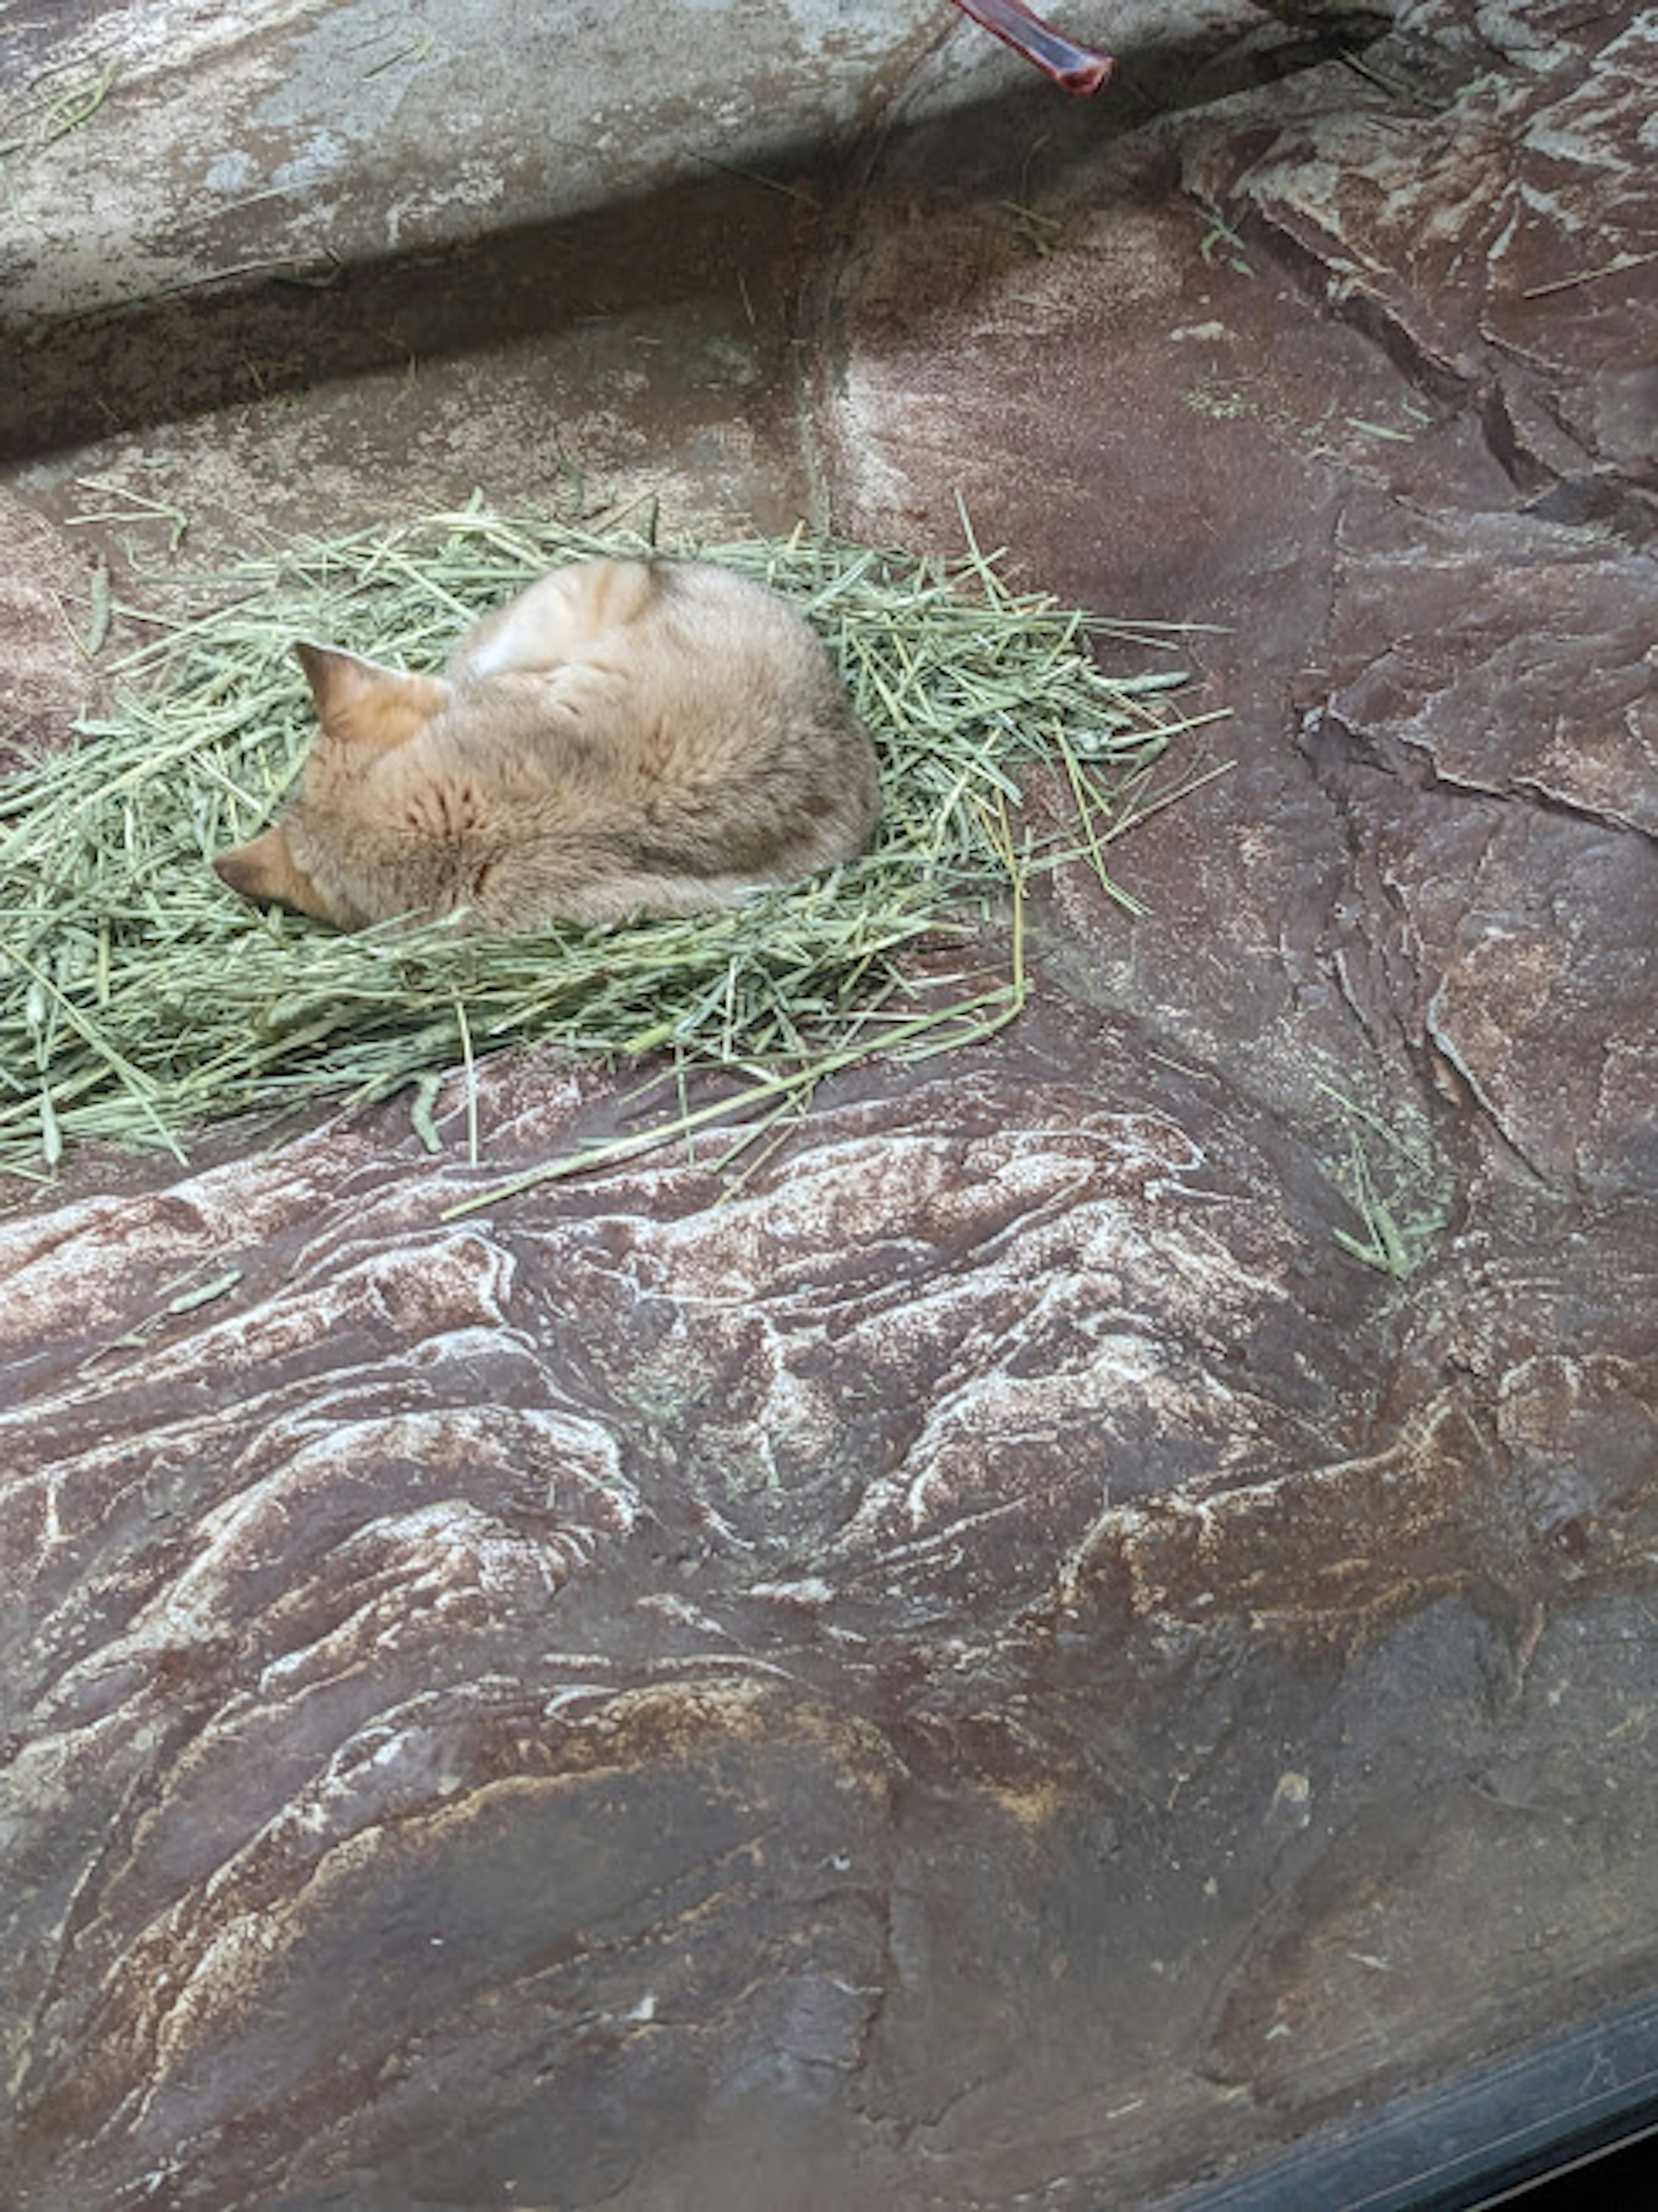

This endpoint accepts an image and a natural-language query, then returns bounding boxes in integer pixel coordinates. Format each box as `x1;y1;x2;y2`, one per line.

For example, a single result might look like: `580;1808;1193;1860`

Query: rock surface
3;1;1656;2206
0;489;104;766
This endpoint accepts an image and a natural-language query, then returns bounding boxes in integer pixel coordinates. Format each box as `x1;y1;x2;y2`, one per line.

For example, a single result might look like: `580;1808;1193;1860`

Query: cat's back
424;557;880;921
452;558;872;808
592;558;858;753
621;561;876;829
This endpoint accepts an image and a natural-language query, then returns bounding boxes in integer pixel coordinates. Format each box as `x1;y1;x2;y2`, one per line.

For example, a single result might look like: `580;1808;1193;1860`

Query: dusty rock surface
0;489;104;766
3;1;1656;2206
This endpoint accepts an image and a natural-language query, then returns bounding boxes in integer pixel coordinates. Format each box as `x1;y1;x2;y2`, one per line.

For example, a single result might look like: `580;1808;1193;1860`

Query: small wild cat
213;557;881;931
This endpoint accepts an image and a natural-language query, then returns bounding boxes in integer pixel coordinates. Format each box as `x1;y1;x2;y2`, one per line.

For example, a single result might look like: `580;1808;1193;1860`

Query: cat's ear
214;823;339;924
294;643;451;752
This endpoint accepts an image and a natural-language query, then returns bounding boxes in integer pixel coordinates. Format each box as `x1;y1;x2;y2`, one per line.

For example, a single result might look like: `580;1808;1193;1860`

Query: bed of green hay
0;504;1221;1191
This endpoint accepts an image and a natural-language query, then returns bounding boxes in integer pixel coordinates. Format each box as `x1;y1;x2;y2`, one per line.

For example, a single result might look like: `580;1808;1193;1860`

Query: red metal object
948;0;1117;94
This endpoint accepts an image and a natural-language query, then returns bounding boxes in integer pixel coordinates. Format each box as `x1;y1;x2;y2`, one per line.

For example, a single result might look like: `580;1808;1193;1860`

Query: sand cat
214;557;881;931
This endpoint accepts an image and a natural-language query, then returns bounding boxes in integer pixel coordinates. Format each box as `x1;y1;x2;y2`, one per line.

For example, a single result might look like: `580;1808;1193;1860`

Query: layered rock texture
3;0;1654;2203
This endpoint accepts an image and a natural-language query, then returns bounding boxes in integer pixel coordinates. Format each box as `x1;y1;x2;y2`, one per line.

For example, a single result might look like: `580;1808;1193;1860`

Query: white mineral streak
0;1058;1308;2166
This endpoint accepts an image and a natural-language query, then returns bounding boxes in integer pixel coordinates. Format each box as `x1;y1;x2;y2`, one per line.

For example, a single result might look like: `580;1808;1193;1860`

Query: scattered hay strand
0;505;1223;1185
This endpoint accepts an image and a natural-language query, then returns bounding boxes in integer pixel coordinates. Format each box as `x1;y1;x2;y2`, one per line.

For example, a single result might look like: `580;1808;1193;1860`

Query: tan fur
213;557;882;933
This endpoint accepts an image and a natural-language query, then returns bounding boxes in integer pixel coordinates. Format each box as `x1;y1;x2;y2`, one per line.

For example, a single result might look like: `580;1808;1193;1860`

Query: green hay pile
0;505;1220;1193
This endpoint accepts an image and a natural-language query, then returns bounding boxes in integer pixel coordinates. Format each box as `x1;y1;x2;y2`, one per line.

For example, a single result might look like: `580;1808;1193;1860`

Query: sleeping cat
214;556;881;930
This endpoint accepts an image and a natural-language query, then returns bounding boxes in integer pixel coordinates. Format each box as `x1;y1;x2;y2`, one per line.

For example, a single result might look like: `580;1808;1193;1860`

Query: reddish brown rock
0;489;103;765
1178;0;1658;537
3;0;1657;2204
1306;496;1658;1197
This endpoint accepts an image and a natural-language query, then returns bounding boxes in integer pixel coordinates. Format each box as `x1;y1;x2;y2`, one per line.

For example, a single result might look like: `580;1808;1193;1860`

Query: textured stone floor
2;3;1654;2205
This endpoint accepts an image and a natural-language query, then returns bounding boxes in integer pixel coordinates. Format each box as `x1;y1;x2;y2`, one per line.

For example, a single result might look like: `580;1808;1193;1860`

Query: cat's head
214;644;452;929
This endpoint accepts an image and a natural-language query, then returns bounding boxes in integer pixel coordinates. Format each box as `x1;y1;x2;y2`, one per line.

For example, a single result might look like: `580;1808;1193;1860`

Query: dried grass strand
0;506;1221;1182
